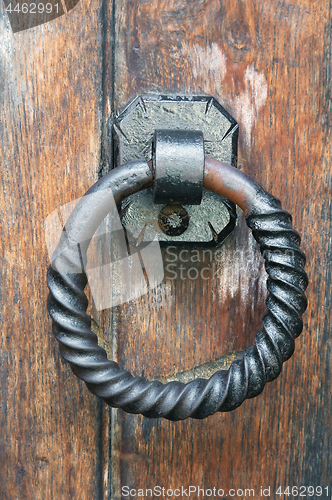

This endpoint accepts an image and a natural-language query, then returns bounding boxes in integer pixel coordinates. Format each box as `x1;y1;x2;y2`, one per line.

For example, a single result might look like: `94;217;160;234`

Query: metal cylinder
153;129;204;205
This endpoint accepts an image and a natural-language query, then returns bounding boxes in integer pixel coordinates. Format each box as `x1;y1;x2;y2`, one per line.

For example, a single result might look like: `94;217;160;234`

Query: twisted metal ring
47;158;308;420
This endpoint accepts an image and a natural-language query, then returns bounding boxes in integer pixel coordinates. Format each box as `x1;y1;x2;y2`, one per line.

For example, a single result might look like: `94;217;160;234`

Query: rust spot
157;350;244;383
91;320;112;359
158;205;189;236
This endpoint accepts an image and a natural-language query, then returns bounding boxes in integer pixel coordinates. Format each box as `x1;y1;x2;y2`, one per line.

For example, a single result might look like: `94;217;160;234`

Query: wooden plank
106;0;332;496
0;1;110;498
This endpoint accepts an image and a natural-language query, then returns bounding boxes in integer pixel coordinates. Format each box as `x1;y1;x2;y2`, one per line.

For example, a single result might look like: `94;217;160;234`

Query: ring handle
47;158;308;420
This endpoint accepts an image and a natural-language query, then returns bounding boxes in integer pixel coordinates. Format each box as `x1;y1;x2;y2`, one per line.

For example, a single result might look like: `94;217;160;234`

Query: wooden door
1;0;331;499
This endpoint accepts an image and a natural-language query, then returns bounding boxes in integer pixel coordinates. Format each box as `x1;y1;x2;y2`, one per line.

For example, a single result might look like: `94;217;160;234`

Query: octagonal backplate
111;94;239;246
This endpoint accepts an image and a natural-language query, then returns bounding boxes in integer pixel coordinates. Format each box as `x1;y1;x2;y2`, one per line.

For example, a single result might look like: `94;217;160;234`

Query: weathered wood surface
1;0;332;498
0;1;110;498
107;0;332;497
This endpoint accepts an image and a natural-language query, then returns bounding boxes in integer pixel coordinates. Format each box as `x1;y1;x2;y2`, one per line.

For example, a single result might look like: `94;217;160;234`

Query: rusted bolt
158;205;189;236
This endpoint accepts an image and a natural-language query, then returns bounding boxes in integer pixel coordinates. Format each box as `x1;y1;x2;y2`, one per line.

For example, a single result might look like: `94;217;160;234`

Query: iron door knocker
47;105;308;420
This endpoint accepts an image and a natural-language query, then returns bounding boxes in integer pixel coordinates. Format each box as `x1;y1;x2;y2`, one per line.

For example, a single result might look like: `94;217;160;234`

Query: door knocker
47;96;308;421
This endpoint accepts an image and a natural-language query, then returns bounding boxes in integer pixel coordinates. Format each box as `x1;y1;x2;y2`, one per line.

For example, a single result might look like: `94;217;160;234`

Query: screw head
158;205;189;236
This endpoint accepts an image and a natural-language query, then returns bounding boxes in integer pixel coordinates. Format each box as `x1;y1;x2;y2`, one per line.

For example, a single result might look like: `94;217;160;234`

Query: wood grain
105;0;332;497
0;1;110;498
1;0;331;497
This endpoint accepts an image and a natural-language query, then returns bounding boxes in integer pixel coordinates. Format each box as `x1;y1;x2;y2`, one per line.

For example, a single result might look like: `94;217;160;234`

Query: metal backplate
112;94;238;246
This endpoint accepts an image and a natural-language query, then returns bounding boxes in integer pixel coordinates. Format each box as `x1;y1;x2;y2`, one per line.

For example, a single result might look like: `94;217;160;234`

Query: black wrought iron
114;94;238;246
47;157;308;420
153;129;204;205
